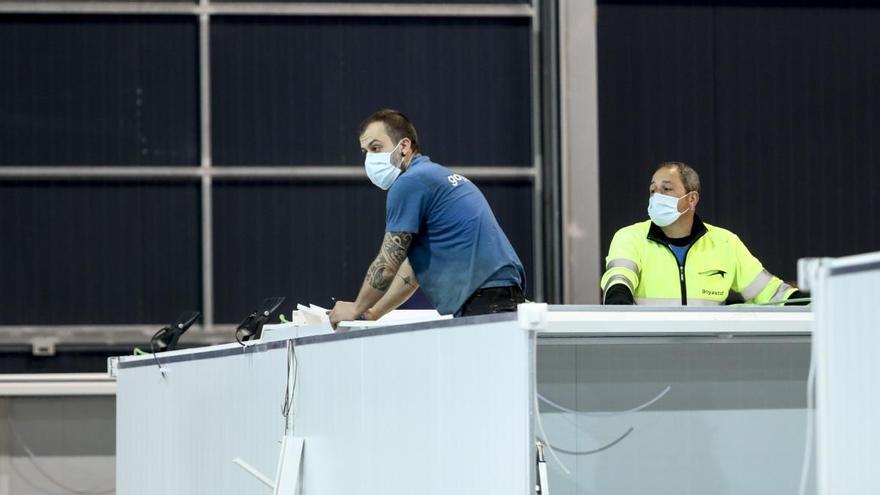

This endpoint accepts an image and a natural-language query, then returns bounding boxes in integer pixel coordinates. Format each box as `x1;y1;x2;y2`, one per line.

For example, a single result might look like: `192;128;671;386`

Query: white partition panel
810;252;880;495
538;307;814;495
116;306;816;495
116;316;534;495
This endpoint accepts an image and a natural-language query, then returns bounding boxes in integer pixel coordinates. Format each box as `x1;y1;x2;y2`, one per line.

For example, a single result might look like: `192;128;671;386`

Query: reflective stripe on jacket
600;218;795;305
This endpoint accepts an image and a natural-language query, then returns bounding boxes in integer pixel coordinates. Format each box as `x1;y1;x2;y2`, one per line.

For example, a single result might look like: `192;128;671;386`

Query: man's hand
329;301;359;331
331;232;414;330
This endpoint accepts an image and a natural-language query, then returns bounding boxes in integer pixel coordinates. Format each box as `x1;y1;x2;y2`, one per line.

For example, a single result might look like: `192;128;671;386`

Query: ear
689;191;700;209
399;138;412;157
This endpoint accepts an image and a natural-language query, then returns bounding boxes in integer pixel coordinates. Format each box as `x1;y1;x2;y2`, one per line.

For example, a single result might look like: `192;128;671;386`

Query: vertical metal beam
559;0;601;303
199;4;215;330
530;0;545;302
538;0;561;304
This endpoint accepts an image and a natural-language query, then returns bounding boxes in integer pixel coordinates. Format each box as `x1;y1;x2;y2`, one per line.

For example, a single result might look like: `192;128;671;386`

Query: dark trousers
457;285;526;317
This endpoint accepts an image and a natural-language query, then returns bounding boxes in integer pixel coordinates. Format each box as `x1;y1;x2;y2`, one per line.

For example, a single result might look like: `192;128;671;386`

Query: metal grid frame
0;0;542;336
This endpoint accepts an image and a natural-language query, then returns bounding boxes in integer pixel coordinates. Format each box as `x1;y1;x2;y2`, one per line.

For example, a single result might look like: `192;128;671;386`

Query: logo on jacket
702;288;726;297
700;269;727;278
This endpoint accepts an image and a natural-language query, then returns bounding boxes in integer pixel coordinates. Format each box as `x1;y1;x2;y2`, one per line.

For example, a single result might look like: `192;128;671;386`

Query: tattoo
397;274;414;287
366;232;413;291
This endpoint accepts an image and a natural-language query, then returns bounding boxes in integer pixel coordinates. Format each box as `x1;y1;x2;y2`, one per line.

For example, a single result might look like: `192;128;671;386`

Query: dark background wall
0;15;200;167
7;0;877;336
597;0;880;283
0;12;535;328
210;16;532;167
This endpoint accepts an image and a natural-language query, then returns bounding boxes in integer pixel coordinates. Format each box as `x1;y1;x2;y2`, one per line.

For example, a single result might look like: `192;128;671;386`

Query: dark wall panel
0;347;132;373
0;182;202;324
212;180;533;322
213;181;385;323
211;16;532;167
597;1;880;282
713;5;880;280
0;15;199;166
597;3;717;260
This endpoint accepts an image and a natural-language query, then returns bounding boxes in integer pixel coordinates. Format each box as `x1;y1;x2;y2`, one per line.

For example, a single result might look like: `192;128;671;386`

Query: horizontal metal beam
0;373;116;397
0;2;195;15
0;324;236;346
208;2;533;17
0;166;202;180
0;165;536;181
212;166;536;180
0;2;534;17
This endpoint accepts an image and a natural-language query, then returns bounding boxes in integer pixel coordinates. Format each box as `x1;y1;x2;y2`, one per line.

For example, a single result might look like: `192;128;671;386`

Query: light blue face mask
648;192;691;227
364;142;403;190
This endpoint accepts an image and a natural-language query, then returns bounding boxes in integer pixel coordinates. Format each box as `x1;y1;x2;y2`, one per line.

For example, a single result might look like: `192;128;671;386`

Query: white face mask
364;141;403;190
648;192;691;227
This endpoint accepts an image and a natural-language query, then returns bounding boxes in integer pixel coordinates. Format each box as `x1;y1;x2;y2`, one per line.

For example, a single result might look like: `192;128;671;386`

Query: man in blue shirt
329;109;525;328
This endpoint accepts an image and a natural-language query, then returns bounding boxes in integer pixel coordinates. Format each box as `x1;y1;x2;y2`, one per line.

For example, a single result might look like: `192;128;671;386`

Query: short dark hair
359;109;420;152
657;161;701;193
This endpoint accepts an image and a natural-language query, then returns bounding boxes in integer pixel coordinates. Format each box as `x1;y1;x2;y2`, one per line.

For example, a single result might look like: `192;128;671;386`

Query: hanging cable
537;426;635;456
7;419;114;495
8;456;74;495
537;385;671;418
281;339;298;434
149;328;167;378
531;331;571;475
797;342;817;495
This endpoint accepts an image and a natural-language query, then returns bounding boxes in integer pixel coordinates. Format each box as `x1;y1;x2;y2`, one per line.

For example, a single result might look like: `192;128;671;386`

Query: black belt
470;285;524;299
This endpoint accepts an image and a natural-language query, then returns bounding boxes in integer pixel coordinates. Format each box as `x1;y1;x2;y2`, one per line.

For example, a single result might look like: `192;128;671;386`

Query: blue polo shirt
385;155;525;315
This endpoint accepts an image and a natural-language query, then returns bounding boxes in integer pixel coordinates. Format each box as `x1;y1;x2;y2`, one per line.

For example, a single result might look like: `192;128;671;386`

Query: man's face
360;121;396;154
359;121;411;167
649;167;697;213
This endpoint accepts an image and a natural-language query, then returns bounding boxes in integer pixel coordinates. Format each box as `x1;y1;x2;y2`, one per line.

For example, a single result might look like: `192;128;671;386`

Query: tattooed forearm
367;264;392;291
365;232;412;291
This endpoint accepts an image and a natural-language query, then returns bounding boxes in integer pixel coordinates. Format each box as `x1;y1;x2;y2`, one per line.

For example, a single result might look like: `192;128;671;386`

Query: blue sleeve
385;176;428;233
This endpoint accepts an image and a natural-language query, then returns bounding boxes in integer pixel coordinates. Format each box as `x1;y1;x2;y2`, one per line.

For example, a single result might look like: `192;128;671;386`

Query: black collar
647;214;708;247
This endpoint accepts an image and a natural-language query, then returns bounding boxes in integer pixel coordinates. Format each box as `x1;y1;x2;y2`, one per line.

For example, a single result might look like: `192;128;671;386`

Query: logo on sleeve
447;174;469;187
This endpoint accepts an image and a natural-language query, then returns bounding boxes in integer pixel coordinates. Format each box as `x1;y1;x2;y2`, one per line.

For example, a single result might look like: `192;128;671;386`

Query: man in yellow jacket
601;161;806;306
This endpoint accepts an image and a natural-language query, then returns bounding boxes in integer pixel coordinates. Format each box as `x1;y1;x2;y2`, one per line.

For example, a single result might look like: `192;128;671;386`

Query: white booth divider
539;306;813;495
115;315;535;495
804;251;880;495
115;306;814;495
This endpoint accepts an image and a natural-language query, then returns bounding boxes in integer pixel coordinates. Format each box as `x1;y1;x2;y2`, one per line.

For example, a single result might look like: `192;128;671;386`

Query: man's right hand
329;301;360;330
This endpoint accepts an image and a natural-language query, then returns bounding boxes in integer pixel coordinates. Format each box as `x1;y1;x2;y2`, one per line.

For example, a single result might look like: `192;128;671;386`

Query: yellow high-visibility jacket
601;217;796;305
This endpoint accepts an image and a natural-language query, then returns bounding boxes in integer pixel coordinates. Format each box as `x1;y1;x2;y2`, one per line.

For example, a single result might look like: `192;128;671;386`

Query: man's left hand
329;301;360;330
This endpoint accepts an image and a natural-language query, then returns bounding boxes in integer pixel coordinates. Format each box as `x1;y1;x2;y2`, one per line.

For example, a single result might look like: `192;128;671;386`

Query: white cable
8;457;72;495
7;420;114;495
537;426;634;456
797;345;817;495
531;331;571;476
282;339;298;434
534;390;571;476
538;385;671;417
